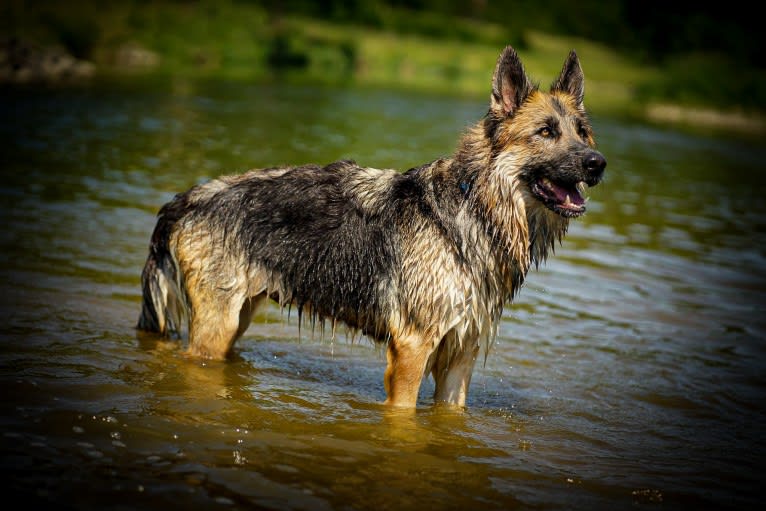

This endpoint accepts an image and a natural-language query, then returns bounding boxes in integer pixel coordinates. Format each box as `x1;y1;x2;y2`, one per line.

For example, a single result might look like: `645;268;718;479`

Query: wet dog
137;45;606;407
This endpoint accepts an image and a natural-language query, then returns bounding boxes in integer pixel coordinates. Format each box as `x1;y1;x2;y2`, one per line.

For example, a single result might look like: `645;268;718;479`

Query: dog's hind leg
431;337;480;407
186;291;255;360
235;294;267;340
383;332;435;407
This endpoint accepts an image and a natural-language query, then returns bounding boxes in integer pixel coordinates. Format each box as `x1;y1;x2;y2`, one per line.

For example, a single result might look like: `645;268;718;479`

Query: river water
1;78;764;510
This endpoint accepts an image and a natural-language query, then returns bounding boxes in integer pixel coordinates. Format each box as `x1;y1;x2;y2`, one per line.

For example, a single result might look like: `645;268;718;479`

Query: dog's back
138;160;459;345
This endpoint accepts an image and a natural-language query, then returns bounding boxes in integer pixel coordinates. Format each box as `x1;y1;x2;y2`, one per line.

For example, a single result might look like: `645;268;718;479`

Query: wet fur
137;45;606;408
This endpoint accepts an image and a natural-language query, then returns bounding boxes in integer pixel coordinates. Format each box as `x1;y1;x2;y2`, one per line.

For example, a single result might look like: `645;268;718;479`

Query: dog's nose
584;151;606;173
583;151;606;184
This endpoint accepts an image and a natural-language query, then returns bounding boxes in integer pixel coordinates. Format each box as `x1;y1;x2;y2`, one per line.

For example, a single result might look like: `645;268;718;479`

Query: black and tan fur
137;46;606;408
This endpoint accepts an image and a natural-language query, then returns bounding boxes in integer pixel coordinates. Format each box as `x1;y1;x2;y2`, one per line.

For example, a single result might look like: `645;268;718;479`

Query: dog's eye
579;127;590;139
538;127;552;138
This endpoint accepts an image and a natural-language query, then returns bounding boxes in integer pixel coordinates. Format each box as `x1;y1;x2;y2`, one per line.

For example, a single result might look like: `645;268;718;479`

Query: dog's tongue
548;180;585;206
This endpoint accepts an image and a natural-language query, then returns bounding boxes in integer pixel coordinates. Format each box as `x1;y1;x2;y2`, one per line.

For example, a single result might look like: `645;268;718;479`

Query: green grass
3;0;763;138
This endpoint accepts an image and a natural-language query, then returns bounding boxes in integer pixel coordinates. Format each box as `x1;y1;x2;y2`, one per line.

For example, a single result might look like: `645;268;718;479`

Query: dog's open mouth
530;178;588;218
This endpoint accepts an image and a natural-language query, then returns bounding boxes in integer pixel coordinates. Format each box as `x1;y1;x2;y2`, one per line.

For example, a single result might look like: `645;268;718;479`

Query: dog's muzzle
529;149;607;218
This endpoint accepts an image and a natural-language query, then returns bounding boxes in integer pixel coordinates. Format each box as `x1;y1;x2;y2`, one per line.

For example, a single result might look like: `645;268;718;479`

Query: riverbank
3;3;763;140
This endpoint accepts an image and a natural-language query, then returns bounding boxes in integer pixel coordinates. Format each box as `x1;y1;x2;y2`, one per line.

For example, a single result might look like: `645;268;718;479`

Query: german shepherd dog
137;45;606;408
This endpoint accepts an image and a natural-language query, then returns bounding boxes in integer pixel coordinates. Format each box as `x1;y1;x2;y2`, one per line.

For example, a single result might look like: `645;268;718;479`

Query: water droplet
632;489;663;503
232;450;247;465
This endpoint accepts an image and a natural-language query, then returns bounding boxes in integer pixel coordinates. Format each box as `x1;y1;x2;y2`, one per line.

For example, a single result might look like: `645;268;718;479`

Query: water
1;77;764;510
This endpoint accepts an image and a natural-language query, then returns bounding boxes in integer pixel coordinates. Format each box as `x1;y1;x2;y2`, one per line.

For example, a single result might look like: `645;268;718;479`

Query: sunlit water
1;78;764;510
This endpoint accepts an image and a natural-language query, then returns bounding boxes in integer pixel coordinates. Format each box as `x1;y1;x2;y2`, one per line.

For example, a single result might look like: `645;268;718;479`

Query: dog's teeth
564;194;571;205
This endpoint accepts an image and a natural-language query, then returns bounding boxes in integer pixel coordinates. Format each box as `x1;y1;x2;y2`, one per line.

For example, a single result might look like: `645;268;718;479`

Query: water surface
1;78;765;510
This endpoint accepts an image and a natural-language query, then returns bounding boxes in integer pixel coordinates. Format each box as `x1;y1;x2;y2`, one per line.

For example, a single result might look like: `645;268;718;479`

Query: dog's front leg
431;340;480;407
383;333;434;408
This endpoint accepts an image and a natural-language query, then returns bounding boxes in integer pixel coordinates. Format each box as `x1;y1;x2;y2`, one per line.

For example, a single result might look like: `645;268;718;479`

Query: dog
137;45;606;408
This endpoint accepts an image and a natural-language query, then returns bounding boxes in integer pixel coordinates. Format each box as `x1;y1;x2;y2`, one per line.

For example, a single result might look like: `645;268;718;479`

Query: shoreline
645;103;765;138
3;37;763;143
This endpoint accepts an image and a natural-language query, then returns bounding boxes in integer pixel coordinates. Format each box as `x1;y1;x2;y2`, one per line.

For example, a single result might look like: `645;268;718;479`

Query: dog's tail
137;195;189;337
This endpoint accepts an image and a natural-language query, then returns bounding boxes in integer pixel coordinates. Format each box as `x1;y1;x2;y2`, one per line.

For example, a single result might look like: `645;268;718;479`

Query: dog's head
485;46;606;218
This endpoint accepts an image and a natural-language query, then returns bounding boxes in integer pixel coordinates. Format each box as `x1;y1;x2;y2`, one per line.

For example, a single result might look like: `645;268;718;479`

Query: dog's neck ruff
479;152;532;271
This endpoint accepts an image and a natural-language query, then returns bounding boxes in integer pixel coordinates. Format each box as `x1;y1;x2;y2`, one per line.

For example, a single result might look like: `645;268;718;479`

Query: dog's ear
551;50;584;107
491;45;533;117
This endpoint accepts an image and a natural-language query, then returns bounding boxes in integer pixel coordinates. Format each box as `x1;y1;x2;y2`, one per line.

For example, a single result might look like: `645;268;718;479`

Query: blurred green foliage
2;0;763;132
253;0;762;68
